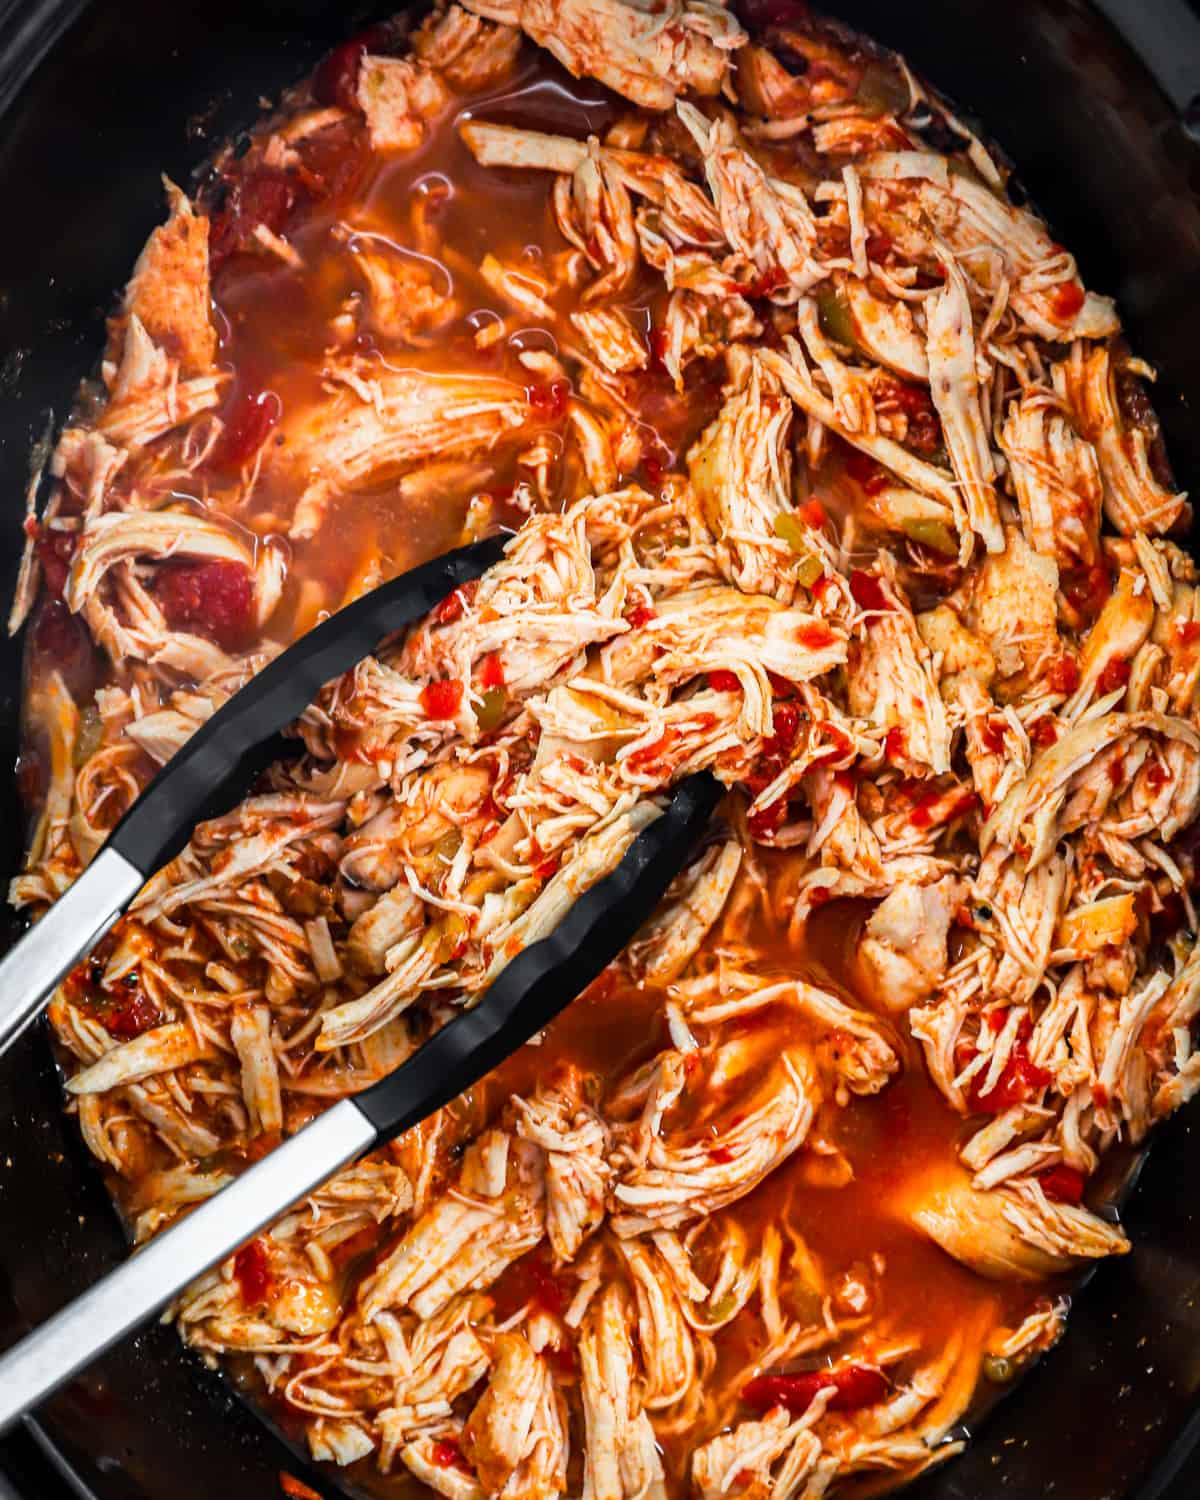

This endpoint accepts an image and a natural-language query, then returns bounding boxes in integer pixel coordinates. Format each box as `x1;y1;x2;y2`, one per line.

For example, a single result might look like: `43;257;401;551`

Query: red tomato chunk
742;1364;888;1417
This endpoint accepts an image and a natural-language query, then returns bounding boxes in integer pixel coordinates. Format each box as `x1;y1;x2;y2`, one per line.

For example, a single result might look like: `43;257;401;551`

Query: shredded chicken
14;7;1195;1499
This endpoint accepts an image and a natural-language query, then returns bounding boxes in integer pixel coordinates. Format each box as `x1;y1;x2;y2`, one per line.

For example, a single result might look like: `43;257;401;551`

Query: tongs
0;536;720;1430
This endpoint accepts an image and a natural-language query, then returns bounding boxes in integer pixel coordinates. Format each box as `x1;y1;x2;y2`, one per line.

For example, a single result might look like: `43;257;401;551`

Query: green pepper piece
816;285;858;349
772;514;824;586
901;516;958;557
475;687;507;732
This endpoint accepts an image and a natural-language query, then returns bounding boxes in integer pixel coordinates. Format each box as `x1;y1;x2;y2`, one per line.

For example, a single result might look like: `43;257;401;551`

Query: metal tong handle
0;771;720;1433
0;538;506;1061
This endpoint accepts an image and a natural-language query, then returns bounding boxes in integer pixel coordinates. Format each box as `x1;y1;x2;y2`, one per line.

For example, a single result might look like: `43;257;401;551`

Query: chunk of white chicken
611;1048;816;1234
999;386;1103;569
627;838;741;983
925;252;1001;557
462;0;744;110
1055;342;1187;537
359;1134;544;1319
857;876;963;1012
358;55;448;152
463;1331;569;1500
412;4;522;91
513;1076;612;1261
677;102;822;294
847;598;951;775
577;1284;667;1500
269;362;534;539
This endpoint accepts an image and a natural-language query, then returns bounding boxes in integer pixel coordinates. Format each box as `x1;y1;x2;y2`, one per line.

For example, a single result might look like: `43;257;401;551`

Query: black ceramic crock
0;1;1199;1496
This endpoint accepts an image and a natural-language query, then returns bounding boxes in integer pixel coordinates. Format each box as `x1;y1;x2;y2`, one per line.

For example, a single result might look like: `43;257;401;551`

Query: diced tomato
478;652;506;691
709;1144;736;1164
1048;280;1086;321
968;1048;1051;1114
1178;621;1200;647
313;38;368;112
33;525;77;600
880;378;941;453
1039;1163;1086;1204
981;719;1006;754
1097;656;1131;696
762;701;800;763
884;725;906;761
435;591;465;625
104;989;161;1040
1046;654;1080;695
234;1238;272;1305
213;387;282;471
708;669;740;692
155;558;255;652
1146;759;1171;794
209;169;302;271
420;680;464;719
796;497;828;529
865;231;893;263
495;1248;568;1319
625;602;655;628
849;570;891;613
431;1439;472;1474
742;1364;887;1417
748;796;789;839
29;599;96;701
527;378;571;421
1030;715;1059;748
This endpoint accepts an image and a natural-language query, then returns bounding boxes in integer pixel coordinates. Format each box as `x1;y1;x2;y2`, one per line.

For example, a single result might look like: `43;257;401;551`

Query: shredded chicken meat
10;5;1195;1499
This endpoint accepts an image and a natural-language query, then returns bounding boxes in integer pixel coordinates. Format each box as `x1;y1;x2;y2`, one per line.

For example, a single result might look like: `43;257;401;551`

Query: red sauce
431;1440;472;1474
1046;654;1081;695
32;525;77;599
708;669;740;692
1048;280;1086;321
796;622;837;650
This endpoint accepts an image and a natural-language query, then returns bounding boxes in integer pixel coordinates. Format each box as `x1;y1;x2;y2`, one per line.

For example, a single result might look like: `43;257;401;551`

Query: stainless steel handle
0;1098;376;1432
0;847;144;1058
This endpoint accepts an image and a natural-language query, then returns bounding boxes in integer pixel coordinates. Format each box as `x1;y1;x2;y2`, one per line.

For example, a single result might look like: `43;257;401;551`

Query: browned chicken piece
121;179;216;376
462;0;744;110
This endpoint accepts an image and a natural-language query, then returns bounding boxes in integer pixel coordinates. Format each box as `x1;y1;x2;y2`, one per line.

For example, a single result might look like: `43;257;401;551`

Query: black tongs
0;536;720;1429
